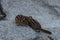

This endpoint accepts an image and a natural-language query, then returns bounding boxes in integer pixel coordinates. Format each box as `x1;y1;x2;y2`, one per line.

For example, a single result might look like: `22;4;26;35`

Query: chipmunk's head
15;15;28;26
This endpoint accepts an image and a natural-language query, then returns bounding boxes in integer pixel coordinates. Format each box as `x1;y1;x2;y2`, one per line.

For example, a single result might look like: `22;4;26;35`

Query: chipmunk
15;15;51;35
0;3;6;20
15;15;53;40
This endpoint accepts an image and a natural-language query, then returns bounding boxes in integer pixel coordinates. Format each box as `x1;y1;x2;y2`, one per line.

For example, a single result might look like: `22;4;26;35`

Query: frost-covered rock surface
0;0;60;40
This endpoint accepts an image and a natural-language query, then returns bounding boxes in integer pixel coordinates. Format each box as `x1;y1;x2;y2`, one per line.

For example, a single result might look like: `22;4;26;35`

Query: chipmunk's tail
40;29;52;35
48;36;53;40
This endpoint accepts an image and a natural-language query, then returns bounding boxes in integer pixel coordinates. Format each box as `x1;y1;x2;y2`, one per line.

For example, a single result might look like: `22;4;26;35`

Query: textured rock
0;0;60;40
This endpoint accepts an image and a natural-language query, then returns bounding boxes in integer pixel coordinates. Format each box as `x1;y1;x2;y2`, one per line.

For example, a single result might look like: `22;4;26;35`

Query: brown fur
15;15;29;26
28;17;51;34
15;15;51;34
15;15;53;40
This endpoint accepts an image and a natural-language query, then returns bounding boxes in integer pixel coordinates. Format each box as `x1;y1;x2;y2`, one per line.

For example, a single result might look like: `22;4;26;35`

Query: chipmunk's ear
17;15;23;17
19;15;23;17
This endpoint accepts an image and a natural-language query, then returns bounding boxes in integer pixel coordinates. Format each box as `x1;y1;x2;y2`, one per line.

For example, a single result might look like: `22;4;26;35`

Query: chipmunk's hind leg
40;28;52;35
48;36;54;40
31;19;41;28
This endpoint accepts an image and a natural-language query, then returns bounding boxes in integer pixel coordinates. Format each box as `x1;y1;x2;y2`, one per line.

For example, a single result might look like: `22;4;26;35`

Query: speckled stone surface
0;0;60;40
